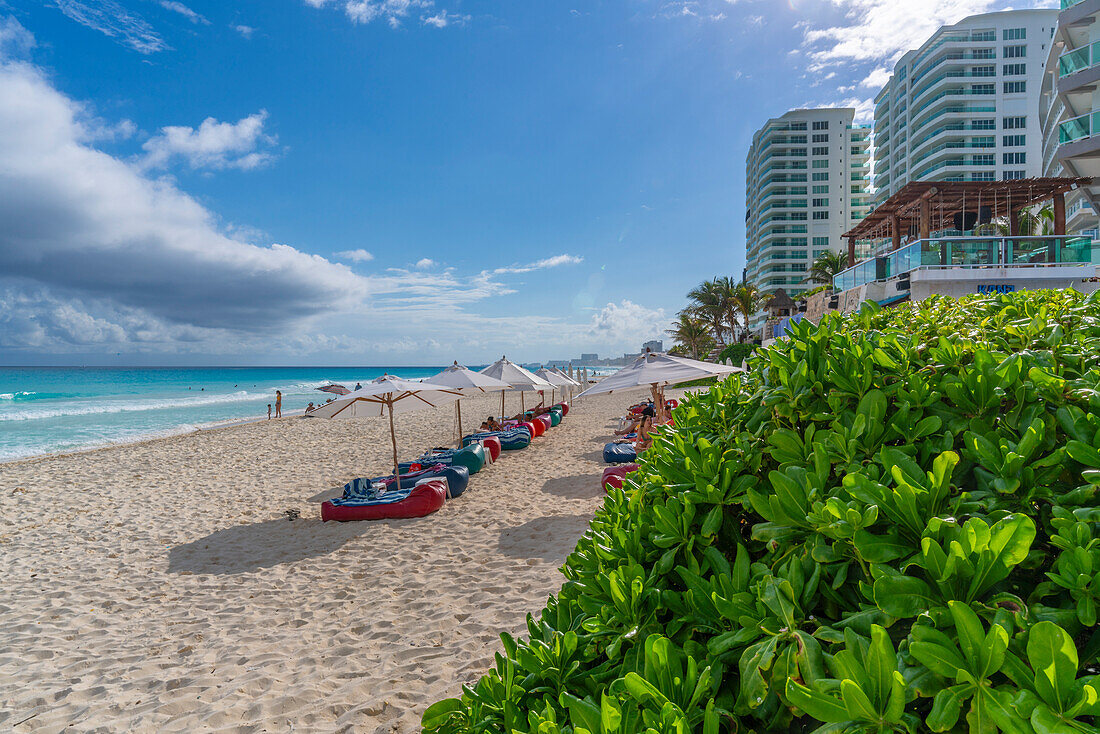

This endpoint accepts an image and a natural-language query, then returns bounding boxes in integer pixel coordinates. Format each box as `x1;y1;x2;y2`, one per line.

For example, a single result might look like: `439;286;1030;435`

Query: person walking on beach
267;404;272;420
275;390;282;418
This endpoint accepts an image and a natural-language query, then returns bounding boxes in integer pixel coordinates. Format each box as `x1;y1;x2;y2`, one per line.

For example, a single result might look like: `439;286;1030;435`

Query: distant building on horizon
744;108;872;303
1040;1;1100;242
642;339;663;353
579;353;599;363
872;8;1058;205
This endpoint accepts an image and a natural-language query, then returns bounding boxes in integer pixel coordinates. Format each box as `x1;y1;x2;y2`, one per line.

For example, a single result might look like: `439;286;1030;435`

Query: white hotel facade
872;9;1058;204
744;109;872;300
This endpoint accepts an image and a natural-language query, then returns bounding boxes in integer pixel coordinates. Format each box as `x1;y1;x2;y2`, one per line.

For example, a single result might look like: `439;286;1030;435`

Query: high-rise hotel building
872;9;1058;205
744;108;872;299
1040;0;1100;242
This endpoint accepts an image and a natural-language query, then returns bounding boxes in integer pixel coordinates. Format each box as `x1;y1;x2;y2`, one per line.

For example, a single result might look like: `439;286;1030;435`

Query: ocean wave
0;423;203;463
0;391;37;400
0;390;268;422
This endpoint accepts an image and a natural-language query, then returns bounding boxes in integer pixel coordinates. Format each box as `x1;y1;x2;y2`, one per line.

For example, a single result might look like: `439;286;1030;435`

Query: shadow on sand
496;514;593;563
168;516;376;575
540;474;603;501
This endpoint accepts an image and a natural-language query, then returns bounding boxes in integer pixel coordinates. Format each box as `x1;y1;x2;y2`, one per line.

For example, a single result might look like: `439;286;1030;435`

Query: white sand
0;390;657;733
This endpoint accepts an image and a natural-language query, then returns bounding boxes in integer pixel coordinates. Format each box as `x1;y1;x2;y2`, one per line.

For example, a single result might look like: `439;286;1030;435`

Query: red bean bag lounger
321;478;447;522
524;419;543;437
536;414;552;432
602;464;640;492
556;403;569;416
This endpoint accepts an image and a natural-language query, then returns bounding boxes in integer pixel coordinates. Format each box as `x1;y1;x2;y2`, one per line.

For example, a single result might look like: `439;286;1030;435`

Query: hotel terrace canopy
840;178;1092;267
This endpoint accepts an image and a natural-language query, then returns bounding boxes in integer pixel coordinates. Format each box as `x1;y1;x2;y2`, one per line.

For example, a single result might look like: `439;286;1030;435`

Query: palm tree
686;279;728;348
730;283;772;342
714;276;743;345
803;251;848;286
666;313;714;360
977;204;1055;236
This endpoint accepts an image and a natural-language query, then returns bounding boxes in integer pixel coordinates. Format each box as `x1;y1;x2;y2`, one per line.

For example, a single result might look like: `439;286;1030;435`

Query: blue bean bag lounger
603;442;638;464
384;463;471;498
400;444;486;475
463;429;530;451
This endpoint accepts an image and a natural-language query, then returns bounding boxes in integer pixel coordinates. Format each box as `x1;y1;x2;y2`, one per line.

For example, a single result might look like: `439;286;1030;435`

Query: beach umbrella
550;366;580;403
576;352;741;422
309;374;462;478
427;361;511;444
317;384;351;395
535;367;573;405
480;356;553;418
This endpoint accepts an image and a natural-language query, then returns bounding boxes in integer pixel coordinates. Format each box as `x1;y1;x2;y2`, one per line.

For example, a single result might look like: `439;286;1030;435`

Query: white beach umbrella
549;366;581;403
480;356;553;417
427;361;511;444
576;352;740;420
535;367;573;405
310;374;462;478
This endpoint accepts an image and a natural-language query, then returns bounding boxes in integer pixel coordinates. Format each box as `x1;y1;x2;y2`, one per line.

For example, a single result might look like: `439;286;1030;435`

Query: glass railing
833;236;1095;291
911;137;995;167
911;51;997;85
911;68;996;104
912;105;998;136
1059;41;1100;77
1059;110;1100;144
1063;0;1086;9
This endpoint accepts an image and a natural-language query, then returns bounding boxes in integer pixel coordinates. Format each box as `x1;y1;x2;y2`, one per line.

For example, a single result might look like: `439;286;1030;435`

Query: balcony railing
833;236;1094;292
1059;41;1100;77
1059;110;1100;144
1063;0;1086;9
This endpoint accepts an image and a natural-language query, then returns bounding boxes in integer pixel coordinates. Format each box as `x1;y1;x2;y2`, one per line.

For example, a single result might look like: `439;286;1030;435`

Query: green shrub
424;290;1100;734
717;343;756;366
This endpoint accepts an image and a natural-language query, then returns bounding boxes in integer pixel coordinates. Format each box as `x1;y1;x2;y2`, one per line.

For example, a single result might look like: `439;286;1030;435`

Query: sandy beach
0;389;660;733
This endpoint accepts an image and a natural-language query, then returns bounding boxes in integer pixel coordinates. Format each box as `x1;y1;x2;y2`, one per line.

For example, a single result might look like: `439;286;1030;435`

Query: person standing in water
275;390;282;418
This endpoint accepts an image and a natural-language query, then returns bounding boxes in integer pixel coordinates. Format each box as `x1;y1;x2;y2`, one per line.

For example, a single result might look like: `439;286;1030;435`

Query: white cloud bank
140;111;278;171
302;0;467;29
336;249;375;262
54;0;169;54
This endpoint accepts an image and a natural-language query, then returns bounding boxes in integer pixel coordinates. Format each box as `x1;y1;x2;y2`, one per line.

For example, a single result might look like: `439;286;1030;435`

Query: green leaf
1027;622;1079;711
873;573;935;618
784;679;850;724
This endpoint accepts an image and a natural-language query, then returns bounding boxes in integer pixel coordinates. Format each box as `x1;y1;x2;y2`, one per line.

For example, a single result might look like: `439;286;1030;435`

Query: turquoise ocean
0;367;450;463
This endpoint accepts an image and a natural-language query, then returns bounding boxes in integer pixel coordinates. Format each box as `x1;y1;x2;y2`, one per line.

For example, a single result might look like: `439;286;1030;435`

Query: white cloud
588;300;669;346
336;249;375;262
158;1;209;25
0;16;34;58
304;0;473;28
492;254;583;275
54;0;169;54
421;9;469;27
0;41;366;349
233;24;255;38
140;111;277;171
414;258;436;269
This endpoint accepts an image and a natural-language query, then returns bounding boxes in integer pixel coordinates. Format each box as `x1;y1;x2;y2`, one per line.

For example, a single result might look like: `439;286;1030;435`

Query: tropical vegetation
673;278;772;353
803;251;848;286
424;289;1100;734
666;314;715;361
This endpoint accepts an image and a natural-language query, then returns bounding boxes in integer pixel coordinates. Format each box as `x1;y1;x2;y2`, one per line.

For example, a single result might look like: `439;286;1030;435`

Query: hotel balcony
833;236;1095;292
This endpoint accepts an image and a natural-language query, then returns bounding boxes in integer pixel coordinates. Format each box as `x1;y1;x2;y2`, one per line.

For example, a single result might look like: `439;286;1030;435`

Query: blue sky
0;0;1054;365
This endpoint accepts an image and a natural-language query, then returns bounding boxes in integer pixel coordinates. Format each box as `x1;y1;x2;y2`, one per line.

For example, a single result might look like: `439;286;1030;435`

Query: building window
851;185;863;194
812;172;829;181
1003;81;1026;94
812;211;829;220
1003;170;1026;180
1003;152;1026;165
1004;45;1026;58
1002;116;1026;129
812;146;829;156
812;198;829;207
1002;134;1025;147
1003;28;1026;41
812;237;829;247
812;120;829;130
812;133;829;143
973;84;996;94
812;160;829;169
1002;63;1025;75
812;185;829;194
973;155;995;166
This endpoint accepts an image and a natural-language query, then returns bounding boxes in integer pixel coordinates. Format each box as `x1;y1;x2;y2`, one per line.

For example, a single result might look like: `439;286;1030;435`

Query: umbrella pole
388;399;399;479
456;401;463;448
501;391;505;421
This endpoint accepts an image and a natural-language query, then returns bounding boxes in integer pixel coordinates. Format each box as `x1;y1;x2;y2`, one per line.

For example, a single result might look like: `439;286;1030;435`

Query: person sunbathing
481;416;504;431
